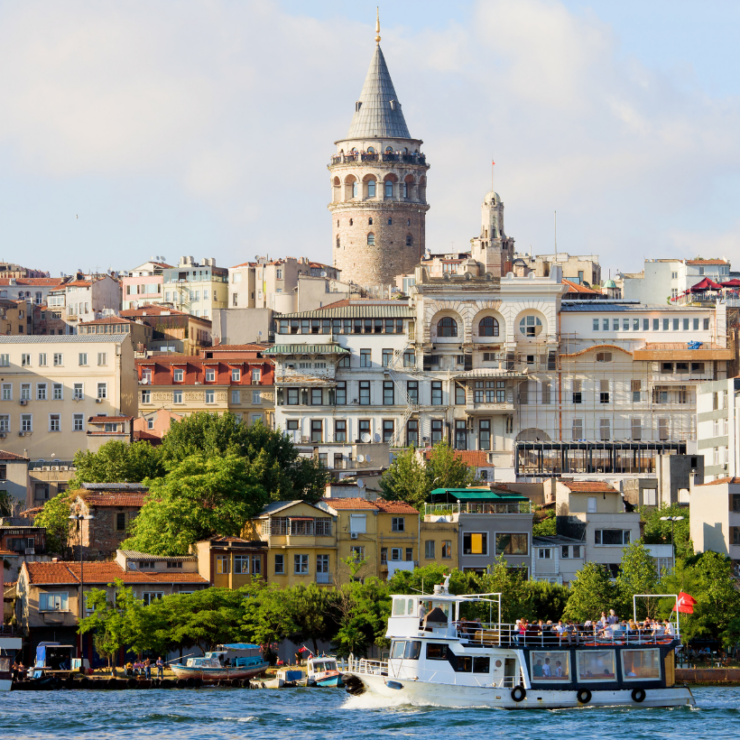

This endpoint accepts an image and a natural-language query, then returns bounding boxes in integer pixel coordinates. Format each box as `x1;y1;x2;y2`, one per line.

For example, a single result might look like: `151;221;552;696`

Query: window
403;350;415;368
496;533;528;555
114;512;127;531
479;317;499;336
53;383;63;400
426;643;449;661
407;381;419;405
437;317;458;337
643;318;649;331
231;368;241;382
38;353;47;366
381;348;393;367
390;547;402;561
612;319;619;331
653;318;659;331
311;388;322;405
479;419;491;450
142;592;164;606
704;318;710;330
251;368;261;383
631;418;642;441
21;414;32;432
49;414;60;432
599;418;610;441
0;354;8;367
572;379;582;404
663;318;669;331
336;381;346;405
424;540;435;559
39;593;68;612
538;548;552;559
233;555;250;575
577;650;616;682
405;234;413;246
78;353;88;366
97;352;107;366
392;517;405;532
147;417;154;430
519;314;543;337
658;418;669;441
463;532;488;555
407;419;419;446
621;649;661;681
603;319;609;331
37;383;47;400
0;415;9;432
383;381;394;405
21;383;30;401
431;381;443;405
205;368;216;382
171;389;183;404
359;381;371;405
599;379;610;404
367;232;375;245
631;379;641;402
274;554;285;574
596;352;612;363
205;389;215;404
311;419;322;442
383;419;394;442
431;419;444;444
229;389;240;404
442;540;452;559
360;349;371;367
1;384;10;401
595;529;630;545
294;554;309;574
593;319;599;331
385;180;393;197
73;414;84;432
530;651;571;682
21;353;31;366
455;384;466;405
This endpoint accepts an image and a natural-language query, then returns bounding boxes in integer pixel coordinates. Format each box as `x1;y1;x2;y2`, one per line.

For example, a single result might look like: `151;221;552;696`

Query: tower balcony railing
330;153;427;166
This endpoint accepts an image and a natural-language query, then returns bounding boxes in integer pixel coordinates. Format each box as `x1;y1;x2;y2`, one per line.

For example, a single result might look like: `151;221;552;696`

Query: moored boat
0;636;22;692
343;579;695;710
171;643;268;683
307;655;344;687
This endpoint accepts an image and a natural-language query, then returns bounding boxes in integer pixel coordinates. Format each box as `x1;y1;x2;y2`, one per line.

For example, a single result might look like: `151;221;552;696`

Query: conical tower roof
346;45;411;140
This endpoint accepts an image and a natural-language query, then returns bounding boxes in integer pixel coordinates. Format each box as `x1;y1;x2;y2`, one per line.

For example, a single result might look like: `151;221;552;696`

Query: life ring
577;689;592;704
511;685;526;702
631;688;646;703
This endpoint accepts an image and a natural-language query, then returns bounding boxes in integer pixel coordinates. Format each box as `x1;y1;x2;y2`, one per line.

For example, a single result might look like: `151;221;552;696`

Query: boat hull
171;663;268;683
316;674;343;687
347;673;695;710
0;679;10;692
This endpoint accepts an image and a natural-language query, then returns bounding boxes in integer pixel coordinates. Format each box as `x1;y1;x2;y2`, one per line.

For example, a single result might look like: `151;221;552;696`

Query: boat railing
458;622;679;647
352;657;387;676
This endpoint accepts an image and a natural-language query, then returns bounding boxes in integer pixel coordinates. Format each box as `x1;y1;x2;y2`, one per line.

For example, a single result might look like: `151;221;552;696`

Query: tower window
388;218;392;225
385;181;393;198
367;146;375;154
337;220;339;227
401;183;408;198
336;236;340;248
406;234;413;246
407;218;411;226
368;217;373;225
349;218;353;226
367;233;375;245
368;180;376;197
385;146;393;154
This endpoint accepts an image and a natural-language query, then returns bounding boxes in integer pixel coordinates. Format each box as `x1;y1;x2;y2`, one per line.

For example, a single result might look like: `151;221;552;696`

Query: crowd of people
123;657;165;679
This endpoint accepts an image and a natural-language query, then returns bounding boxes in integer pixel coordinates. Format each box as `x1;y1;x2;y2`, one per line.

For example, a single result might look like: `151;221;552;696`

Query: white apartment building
0;335;137;462
0;278;68;306
621;258;731;303
161;257;228;319
697;378;740;481
690;478;740;574
48;275;122;334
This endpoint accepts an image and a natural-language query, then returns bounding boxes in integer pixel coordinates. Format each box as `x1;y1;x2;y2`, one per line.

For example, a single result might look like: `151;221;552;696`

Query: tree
532;508;556;537
159;412;326;502
563;562;619;622
0;490;12;517
34;492;73;556
616;541;659;619
286;583;337;654
241;581;298;659
332;579;391;657
69;440;163;488
478;557;533;624
122;453;268;555
640;503;692;559
379;442;478;510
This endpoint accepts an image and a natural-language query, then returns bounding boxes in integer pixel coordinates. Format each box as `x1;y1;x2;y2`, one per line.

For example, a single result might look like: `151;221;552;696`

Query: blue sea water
0;686;736;739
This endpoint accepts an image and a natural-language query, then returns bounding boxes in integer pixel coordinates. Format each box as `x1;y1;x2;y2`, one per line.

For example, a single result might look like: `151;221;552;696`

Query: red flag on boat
673;592;697;614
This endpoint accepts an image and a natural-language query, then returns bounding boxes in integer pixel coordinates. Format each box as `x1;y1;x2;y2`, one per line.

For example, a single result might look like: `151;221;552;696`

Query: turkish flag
673;592;697;614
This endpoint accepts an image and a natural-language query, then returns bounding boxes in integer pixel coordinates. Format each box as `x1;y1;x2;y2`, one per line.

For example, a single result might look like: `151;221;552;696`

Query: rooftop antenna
491;159;495;194
554;210;557;254
375;7;381;44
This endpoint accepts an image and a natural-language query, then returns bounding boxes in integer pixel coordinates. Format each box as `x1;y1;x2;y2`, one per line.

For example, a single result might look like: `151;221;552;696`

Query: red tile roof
25;561;208;585
79;316;135;326
0;278;66;286
422;449;493;467
374;500;419;514
562;279;599;294
0;450;29;461
687;259;727;265
66;280;93;287
0;549;17;557
561;481;618;493
78;493;148;508
696;477;740;486
321;498;378;510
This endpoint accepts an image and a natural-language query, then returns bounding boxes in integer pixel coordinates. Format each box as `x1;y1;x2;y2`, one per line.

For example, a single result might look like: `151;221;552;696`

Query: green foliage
0;490;12;517
562;562;619;622
34;493;73;556
159;412;326;502
69;440;164;488
640;503;692;559
286;583;337;654
526;580;570;623
387;564;479;597
532;509;556;537
332;578;391;657
122;453;268;555
241;581;298;655
379;442;478;510
478;557;533;623
616;541;659;618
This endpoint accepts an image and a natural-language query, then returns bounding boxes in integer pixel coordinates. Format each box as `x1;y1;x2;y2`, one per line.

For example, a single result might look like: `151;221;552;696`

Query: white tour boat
343;579;695;710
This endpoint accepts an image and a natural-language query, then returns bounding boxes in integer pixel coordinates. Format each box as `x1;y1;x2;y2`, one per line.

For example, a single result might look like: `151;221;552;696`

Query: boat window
432;601;451;619
325;660;337;670
407;598;415;615
576;650;616;682
392;598;405;616
426;643;449;661
530;651;571;682
391;641;407;660
405;641;422;660
473;657;490;674
621;649;661;681
0;658;9;673
456;656;473;672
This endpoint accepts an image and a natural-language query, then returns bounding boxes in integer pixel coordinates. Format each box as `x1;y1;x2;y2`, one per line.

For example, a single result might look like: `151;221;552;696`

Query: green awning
262;343;349;355
429;488;528;503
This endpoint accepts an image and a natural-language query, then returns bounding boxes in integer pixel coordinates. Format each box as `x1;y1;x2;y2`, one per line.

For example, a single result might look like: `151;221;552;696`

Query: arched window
385;181;393;198
368;180;376;197
387;217;392;225
367;146;375;154
368;217;373;225
406;234;413;246
437;317;458;337
385;146;393;154
519;315;543;337
336;236;340;248
367;233;375;245
479;317;499;337
349;218;353;226
350;148;358;154
352;181;359;198
336;220;340;227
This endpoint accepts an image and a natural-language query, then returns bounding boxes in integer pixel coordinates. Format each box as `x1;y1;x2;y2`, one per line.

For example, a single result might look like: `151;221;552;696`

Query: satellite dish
357;479;365;489
374;433;381;442
357;454;365;463
361;433;371;443
365;454;371;463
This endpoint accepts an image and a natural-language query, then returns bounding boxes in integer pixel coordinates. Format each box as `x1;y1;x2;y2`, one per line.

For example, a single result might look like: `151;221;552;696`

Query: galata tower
328;15;430;288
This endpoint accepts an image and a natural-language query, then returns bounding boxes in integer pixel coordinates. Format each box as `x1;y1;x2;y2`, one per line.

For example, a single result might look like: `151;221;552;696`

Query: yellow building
194;536;268;588
419;520;459;570
318;498;420;582
246;501;337;588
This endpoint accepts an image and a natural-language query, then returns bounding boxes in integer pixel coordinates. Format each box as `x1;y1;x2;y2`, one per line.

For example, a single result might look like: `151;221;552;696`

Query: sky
2;0;740;279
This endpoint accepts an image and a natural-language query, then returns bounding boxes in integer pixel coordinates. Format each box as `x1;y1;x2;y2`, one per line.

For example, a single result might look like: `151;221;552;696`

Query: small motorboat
171;643;268;684
307;655;344;687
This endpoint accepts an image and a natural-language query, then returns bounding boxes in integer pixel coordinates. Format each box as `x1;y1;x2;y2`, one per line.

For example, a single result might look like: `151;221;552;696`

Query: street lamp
659;515;684;572
69;513;94;665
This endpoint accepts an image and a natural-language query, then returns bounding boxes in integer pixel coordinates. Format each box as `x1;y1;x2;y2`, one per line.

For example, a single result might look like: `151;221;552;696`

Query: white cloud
0;0;739;273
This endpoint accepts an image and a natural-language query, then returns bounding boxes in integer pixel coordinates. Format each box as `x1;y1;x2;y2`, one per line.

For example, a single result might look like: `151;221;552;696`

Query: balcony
330;152;427;166
466;400;515;414
424;501;531;520
316;572;333;585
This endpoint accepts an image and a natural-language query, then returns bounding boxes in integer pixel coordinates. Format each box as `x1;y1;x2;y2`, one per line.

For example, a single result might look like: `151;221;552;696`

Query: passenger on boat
607;609;619;625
